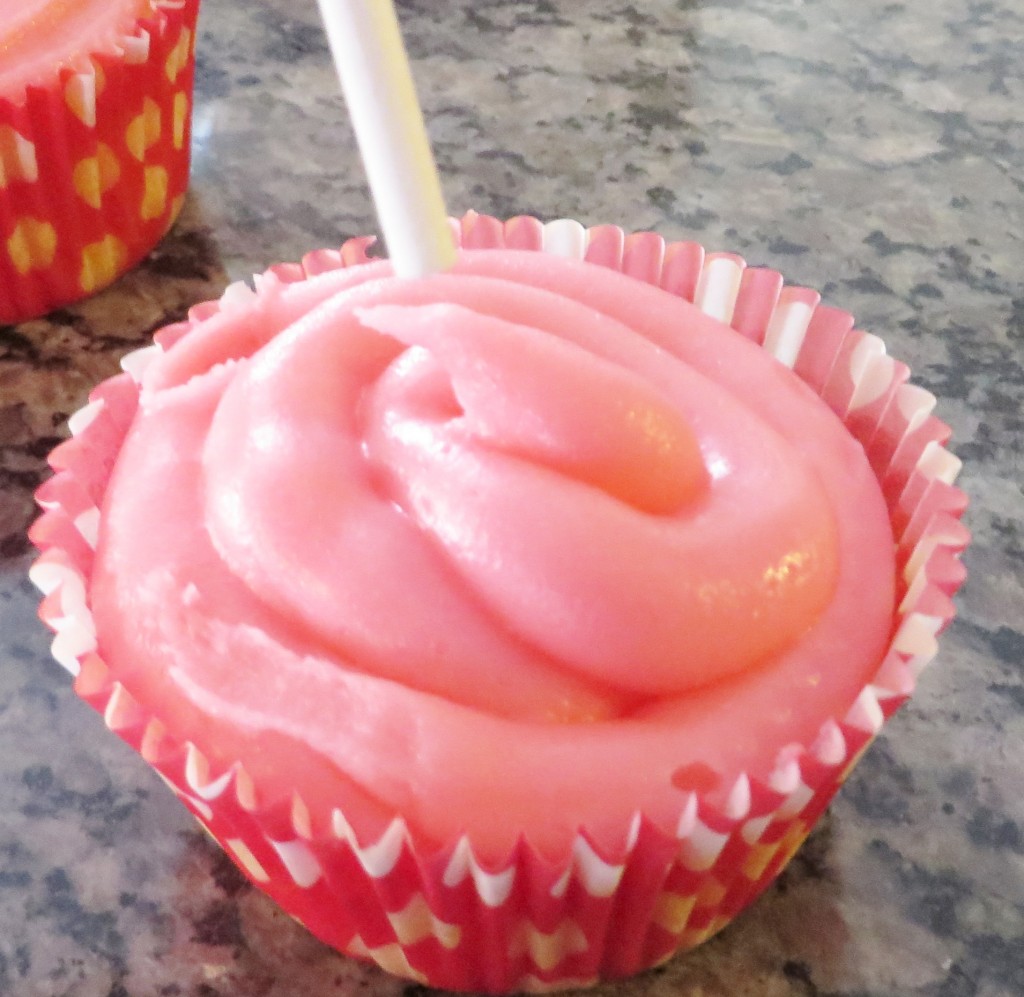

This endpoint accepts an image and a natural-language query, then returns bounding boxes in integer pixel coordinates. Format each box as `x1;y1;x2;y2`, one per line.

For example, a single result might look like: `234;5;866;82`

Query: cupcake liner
31;213;970;993
0;0;200;324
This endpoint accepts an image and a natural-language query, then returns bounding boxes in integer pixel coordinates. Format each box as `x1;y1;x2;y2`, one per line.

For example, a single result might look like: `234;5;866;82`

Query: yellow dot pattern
72;144;121;209
694;874;727;910
141;166;169;221
172;91;189;150
80;235;128;295
740;839;777;881
165;28;192;83
7;218;57;274
126;98;162;162
652;892;697;935
73;158;102;209
773;819;812;869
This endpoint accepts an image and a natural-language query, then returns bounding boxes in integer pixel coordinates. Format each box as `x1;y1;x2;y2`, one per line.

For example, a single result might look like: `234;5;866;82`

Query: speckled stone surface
1;0;1021;994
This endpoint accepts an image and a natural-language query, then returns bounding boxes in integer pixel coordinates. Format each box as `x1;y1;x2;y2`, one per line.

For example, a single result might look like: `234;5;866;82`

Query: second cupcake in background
0;0;201;324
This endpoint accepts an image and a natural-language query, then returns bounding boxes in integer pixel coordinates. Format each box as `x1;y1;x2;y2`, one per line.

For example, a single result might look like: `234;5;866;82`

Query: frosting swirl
92;251;894;858
202;279;838;711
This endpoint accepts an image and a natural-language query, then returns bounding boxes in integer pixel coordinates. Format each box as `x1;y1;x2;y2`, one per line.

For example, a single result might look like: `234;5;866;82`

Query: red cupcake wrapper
30;213;970;992
0;0;201;324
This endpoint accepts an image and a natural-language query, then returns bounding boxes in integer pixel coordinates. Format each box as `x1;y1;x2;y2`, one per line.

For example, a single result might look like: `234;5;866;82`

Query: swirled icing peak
92;251;894;857
199;275;838;707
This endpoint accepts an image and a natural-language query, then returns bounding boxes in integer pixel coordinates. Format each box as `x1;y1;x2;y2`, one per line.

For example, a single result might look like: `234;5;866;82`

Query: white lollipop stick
316;0;456;277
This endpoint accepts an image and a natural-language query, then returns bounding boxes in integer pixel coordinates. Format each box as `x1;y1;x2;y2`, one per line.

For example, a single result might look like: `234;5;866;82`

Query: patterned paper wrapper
0;0;200;324
30;214;970;993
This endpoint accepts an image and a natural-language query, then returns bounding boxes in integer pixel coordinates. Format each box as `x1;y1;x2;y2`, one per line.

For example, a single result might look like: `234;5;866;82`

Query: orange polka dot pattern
0;0;200;324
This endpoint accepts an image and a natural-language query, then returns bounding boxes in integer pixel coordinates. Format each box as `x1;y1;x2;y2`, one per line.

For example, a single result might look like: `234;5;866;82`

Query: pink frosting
92;251;895;859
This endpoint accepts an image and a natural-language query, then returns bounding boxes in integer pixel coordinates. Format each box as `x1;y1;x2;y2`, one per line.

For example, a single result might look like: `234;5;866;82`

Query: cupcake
30;213;969;993
0;0;201;324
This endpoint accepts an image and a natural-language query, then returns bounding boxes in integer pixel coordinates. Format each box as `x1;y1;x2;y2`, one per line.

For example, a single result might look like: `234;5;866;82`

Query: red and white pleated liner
30;213;970;993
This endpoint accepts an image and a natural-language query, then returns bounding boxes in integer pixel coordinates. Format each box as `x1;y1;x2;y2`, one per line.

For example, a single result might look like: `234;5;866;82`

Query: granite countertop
1;0;1021;994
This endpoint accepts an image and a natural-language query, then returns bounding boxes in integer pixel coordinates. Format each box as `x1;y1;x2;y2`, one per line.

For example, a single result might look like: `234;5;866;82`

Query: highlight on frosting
90;250;896;859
